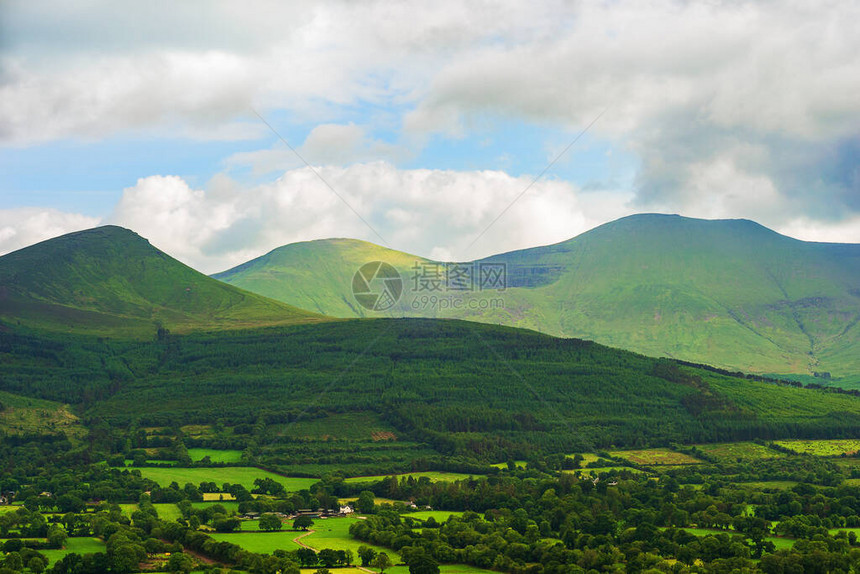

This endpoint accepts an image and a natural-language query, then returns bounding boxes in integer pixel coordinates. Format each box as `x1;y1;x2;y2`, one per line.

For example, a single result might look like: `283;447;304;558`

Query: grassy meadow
131;467;318;490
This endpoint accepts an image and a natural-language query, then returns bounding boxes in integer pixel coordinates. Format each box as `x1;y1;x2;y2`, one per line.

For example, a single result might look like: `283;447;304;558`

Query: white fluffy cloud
101;164;634;273
1;0;859;249
0;208;100;256
2;162;856;275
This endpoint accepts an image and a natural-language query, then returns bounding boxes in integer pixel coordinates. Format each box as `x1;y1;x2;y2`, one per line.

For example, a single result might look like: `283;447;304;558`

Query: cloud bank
1;0;858;264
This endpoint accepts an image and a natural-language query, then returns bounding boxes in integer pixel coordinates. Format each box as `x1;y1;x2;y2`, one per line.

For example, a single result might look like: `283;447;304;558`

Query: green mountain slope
0;226;327;337
214;238;432;317
2;319;858;460
215;214;860;385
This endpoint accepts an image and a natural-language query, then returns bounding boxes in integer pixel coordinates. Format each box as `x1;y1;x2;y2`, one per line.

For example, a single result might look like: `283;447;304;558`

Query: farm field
191;501;240;512
490;461;527;469
344;471;478;484
340;497;403;506
407;510;465;521
737;481;798;490
41;537;106;563
387;565;499;574
209;530;303;554
131;466;319;490
693;442;784;462
565;453;606;466
273;412;398;442
668;528;795;551
240;519;262;531
300;516;402;562
154;503;182;522
772;439;860;456
188;448;244;463
203;492;236;501
563;466;649;476
0;390;86;442
830;528;860;536
608;448;701;466
119;503;137;516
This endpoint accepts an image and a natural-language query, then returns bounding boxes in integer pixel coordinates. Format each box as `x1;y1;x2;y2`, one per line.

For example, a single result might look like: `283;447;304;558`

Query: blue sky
1;1;858;272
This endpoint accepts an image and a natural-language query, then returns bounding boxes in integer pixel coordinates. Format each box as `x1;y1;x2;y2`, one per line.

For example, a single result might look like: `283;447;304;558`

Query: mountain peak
0;226;326;336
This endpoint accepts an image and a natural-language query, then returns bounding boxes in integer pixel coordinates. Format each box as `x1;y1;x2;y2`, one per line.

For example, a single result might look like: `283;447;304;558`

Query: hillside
213;238;432;317
2;319;858;467
0;226;327;337
215;215;860;386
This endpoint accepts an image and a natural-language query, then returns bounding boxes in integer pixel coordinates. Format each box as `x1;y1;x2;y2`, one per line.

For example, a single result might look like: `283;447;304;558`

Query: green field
344;471;477;484
668;528;796;551
153;503;183;522
737;481;798;490
132;467;319;490
389;565;498;574
118;503;137;516
772;439;860;456
209;530;303;554
768;537;796;550
187;448;244;463
191;501;240;512
490;461;527;469
563;466;648;476
300;517;402;562
0;390;85;442
693;442;784;462
203;492;237;501
272;412;399;442
407;510;465;522
340;497;404;506
41;537;106;563
609;448;702;466
566;453;605;465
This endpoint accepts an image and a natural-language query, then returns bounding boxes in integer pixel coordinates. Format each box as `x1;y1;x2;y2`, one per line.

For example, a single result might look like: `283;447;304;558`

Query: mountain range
0;216;858;454
214;214;860;386
1;214;857;388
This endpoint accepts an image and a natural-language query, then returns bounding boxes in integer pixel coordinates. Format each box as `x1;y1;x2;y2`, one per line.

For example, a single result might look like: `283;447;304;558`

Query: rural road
292;529;316;550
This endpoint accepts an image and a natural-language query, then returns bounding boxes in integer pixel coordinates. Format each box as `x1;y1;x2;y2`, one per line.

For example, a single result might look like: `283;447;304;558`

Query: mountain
215;214;860;386
214;237;432;317
0;226;327;337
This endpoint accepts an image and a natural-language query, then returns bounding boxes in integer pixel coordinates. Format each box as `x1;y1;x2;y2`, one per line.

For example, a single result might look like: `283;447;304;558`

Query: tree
167;552;195;574
47;524;68;548
357;490;376;514
214;518;241;532
372;552;393;573
318;548;339;568
358;545;378;566
408;554;439;574
296;547;318;567
259;513;283;531
294;515;314;530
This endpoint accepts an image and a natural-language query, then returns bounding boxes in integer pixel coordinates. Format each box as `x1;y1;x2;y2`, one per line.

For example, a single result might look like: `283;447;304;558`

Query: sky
1;0;859;273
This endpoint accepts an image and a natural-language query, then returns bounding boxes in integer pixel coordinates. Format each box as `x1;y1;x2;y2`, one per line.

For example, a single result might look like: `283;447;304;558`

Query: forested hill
0;225;328;337
215;214;860;387
2;318;858;462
